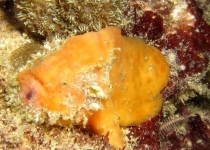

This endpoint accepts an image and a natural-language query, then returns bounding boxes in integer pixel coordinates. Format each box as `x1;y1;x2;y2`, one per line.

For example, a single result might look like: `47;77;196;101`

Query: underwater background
0;0;210;149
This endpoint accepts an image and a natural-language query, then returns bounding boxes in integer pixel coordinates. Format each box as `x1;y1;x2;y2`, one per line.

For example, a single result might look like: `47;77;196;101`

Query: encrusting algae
18;27;170;149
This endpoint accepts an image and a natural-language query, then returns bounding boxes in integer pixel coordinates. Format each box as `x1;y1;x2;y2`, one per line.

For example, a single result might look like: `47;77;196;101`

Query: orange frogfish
18;27;170;149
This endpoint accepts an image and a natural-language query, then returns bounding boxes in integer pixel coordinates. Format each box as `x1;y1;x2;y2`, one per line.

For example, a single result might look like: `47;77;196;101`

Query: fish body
18;27;170;148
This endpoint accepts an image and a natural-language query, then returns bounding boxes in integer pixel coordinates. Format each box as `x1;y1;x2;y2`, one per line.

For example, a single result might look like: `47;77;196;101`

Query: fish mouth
18;71;47;108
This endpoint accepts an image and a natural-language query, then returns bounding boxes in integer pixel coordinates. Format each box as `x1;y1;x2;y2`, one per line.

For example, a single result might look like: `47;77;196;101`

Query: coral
195;0;210;25
17;27;169;148
14;0;125;39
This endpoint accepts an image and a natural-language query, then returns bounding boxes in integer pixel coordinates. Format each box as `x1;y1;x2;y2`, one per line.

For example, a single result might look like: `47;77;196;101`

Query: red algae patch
18;27;169;148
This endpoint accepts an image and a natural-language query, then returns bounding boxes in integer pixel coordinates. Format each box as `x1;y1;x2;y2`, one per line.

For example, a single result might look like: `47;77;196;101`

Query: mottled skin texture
18;27;169;149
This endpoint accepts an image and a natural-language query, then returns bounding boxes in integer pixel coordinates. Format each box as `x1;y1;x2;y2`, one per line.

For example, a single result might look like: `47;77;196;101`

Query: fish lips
18;71;47;109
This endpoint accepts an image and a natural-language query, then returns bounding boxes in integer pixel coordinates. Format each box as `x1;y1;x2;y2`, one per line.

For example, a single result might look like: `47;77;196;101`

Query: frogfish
18;27;170;149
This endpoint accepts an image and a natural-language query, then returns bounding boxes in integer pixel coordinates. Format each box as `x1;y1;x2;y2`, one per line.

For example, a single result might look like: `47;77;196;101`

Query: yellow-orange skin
18;27;169;149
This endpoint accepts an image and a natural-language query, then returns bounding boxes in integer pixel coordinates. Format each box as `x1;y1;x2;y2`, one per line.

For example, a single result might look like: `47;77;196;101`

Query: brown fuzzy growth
14;0;125;39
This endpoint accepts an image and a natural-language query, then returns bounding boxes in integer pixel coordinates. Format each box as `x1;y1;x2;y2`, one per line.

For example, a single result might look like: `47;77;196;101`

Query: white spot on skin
89;103;101;111
144;56;148;60
87;85;107;99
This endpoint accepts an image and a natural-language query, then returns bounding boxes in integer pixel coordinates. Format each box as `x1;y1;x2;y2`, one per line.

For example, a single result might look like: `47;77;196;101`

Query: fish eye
25;90;34;100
